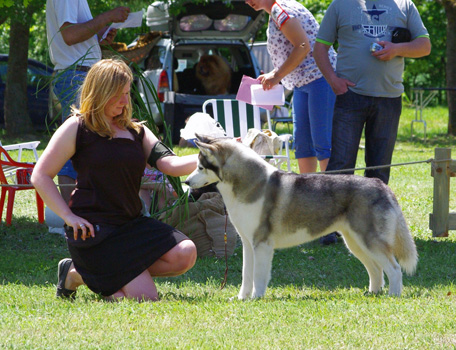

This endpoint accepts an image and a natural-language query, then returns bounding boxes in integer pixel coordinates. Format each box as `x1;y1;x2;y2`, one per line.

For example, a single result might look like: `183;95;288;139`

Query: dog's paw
251;291;265;299
237;293;250;300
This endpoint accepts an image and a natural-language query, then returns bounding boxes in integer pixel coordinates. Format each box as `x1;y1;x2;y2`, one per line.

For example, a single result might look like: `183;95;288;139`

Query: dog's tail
394;215;418;275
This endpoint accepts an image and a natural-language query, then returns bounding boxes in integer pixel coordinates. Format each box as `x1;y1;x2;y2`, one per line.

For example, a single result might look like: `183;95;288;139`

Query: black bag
64;224;117;248
392;27;411;43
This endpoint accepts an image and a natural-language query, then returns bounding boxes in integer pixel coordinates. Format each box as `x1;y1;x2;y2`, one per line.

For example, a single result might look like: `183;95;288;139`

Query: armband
147;141;176;168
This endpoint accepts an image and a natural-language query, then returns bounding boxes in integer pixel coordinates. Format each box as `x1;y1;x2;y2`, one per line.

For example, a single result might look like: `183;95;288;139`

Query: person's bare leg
147;240;197;277
319;158;329;172
67;241;196;301
65;262;85;290
109;270;159;302
298;157;318;173
58;175;75;204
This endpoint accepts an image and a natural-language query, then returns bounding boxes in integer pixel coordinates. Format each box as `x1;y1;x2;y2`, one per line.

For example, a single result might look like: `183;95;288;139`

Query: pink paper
235;75;274;111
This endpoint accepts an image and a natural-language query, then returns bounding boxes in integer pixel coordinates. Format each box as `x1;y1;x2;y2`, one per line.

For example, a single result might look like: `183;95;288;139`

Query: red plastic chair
0;146;44;226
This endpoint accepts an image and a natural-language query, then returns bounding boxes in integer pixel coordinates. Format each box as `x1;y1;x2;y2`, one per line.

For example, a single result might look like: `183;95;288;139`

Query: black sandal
56;258;77;299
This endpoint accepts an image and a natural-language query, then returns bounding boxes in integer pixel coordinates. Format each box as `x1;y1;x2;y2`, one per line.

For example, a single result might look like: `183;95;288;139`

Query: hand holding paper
236;75;285;110
101;10;144;42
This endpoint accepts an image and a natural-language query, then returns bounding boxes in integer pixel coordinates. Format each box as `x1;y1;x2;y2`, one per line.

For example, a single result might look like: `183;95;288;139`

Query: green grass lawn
1;105;456;349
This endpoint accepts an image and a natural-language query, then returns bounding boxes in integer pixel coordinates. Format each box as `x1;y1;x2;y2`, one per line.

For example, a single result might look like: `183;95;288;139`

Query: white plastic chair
0;141;40;183
202;99;291;172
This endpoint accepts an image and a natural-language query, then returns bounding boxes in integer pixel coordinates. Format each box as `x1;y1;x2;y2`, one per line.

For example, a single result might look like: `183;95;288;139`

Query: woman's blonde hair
74;59;141;138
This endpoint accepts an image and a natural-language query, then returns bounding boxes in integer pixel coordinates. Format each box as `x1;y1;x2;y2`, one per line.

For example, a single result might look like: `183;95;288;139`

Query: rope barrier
311;158;442;175
1;157;453;188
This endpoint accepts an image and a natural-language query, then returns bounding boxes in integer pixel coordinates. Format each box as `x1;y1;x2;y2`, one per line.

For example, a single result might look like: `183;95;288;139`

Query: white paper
101;10;144;41
250;84;285;106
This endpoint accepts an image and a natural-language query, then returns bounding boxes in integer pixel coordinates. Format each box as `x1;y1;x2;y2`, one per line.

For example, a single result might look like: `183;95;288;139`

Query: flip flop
56;258;77;299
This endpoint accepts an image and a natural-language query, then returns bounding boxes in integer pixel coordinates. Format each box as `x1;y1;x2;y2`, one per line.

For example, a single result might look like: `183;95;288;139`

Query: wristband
147;141;176;168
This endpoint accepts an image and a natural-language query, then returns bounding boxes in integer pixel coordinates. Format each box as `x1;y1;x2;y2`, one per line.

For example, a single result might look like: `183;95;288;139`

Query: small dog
186;135;418;299
195;55;231;95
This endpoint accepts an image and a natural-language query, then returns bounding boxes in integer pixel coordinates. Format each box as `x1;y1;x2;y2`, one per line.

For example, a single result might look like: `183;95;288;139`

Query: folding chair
202;99;291;171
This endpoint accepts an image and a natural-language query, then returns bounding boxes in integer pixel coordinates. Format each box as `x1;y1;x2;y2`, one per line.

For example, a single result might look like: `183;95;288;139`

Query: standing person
313;0;431;245
245;0;337;174
31;59;198;301
313;0;431;184
46;0;130;203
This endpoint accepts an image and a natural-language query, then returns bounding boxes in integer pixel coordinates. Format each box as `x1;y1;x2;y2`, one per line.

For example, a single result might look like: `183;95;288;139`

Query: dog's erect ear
195;133;217;144
194;137;217;159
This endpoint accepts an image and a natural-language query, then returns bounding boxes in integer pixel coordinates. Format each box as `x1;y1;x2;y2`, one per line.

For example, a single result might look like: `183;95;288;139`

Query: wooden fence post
429;148;451;237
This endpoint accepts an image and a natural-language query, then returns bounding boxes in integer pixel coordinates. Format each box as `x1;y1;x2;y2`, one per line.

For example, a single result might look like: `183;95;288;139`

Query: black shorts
66;216;188;296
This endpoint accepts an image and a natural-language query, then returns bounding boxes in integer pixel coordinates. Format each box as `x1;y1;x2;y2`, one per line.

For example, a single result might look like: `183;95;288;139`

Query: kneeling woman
31;59;198;301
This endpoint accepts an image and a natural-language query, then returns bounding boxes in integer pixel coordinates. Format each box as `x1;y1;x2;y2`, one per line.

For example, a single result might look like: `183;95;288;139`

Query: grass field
1;105;455;349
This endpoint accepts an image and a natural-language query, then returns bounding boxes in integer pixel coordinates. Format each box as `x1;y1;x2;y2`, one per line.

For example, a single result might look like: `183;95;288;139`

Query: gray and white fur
186;135;417;298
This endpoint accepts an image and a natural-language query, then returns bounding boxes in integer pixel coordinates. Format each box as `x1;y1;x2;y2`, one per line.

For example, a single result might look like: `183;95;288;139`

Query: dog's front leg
252;240;274;298
238;236;255;299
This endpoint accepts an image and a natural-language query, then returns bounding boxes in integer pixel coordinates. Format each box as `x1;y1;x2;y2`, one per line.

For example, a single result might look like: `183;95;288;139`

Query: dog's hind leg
252;241;274;298
348;232;403;296
341;231;384;293
370;251;403;296
238;236;255;299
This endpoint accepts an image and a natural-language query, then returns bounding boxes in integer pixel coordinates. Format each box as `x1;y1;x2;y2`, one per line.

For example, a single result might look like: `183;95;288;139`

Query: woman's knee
178;239;197;271
166;240;197;273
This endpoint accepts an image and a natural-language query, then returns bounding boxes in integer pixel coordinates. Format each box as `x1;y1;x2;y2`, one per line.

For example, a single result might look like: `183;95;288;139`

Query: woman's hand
64;213;95;241
258;71;281;91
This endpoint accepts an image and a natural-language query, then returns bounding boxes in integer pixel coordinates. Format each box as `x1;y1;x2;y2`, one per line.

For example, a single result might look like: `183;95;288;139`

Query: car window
179;14;252;32
214;15;250;32
180;15;213;32
174;50;199;73
27;65;48;86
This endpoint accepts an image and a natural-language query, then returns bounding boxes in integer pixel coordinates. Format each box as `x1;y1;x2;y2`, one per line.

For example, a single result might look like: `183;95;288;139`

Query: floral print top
268;0;337;89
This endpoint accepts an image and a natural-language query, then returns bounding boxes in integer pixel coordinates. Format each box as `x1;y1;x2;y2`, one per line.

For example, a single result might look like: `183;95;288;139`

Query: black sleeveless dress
66;117;188;296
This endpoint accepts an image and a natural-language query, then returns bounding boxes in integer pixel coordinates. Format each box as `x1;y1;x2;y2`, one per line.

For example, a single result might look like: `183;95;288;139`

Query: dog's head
185;134;230;189
195;55;223;78
195;55;231;95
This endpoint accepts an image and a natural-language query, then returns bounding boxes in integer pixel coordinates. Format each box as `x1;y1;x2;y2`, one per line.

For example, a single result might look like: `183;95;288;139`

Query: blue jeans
53;69;86;123
53;69;87;179
292;77;335;160
327;89;402;184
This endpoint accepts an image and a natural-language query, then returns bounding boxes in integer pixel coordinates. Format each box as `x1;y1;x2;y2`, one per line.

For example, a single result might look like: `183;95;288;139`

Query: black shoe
56;258;77;299
319;232;338;246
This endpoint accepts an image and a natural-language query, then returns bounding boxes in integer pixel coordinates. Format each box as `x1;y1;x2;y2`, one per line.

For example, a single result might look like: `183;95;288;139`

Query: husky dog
186;135;418;298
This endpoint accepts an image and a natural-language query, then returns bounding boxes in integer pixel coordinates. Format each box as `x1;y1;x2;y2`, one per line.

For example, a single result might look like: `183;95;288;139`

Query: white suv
133;0;266;144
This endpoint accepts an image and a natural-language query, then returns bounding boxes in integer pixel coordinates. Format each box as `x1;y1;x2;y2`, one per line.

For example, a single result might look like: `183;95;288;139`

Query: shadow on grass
396;132;456;148
177;237;456;297
2;219;455;299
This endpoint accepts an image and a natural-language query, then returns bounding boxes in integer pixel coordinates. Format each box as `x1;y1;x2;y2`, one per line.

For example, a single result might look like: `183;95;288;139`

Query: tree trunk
444;0;456;135
4;15;34;135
